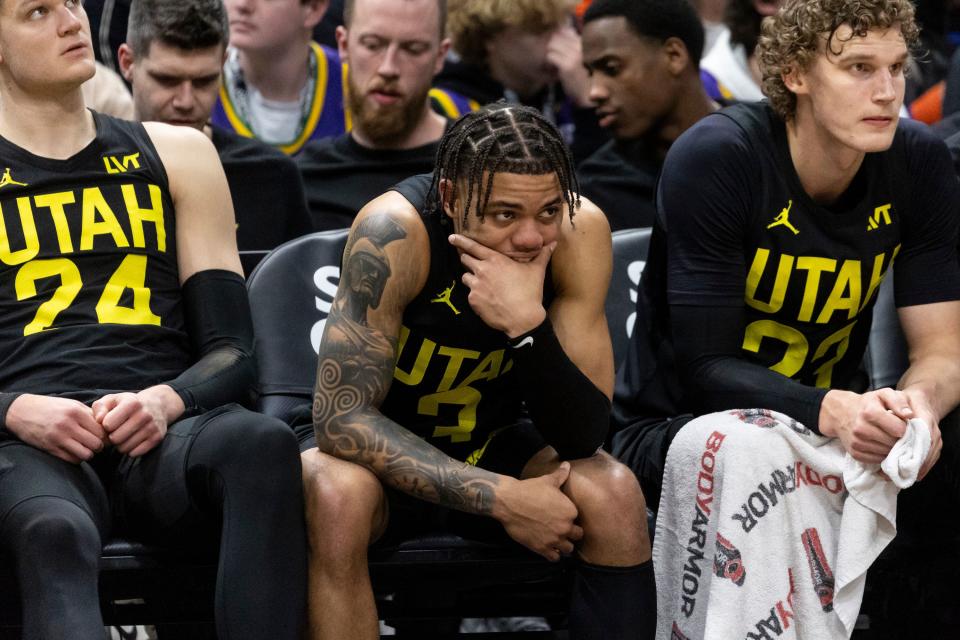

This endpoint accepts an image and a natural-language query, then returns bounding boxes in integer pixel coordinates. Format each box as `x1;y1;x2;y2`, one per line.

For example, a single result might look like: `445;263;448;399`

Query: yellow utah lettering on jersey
745;245;899;324
0;185;167;266
395;325;514;442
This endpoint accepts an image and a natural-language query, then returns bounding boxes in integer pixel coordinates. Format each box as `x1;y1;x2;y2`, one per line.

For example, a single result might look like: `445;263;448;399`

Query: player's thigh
0;440;110;541
115;404;292;538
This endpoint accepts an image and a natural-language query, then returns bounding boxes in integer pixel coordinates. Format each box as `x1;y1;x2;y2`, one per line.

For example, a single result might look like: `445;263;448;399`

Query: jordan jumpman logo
766;199;799;235
431;280;461;315
0;168;27;189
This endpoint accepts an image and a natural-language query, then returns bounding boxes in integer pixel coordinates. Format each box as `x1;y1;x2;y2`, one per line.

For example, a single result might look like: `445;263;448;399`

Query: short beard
347;77;430;146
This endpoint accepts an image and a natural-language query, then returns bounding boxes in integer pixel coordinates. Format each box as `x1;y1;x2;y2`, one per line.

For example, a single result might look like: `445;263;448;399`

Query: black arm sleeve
166;269;257;414
509;318;611;460
672;304;827;433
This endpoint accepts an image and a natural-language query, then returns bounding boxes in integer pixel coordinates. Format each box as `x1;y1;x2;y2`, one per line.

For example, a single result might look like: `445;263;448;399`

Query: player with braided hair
297;102;655;639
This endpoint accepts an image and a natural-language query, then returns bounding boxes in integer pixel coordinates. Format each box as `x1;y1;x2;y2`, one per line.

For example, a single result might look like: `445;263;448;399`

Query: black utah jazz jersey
0;112;192;402
383;174;554;463
614;101;960;423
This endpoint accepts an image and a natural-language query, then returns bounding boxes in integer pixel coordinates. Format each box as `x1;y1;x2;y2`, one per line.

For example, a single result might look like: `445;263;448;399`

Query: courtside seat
606;227;651;366
246;229;571;635
247;229;350;423
863;276;909;391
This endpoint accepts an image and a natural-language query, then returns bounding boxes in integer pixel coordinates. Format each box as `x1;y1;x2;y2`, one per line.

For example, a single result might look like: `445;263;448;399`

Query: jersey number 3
16;254;159;335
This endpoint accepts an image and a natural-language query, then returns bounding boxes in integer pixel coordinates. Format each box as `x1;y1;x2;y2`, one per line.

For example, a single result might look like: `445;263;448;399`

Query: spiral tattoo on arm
312;213;499;515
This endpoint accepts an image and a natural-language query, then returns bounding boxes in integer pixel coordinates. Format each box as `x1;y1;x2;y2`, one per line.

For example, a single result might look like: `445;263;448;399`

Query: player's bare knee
569;454;647;527
301;450;383;552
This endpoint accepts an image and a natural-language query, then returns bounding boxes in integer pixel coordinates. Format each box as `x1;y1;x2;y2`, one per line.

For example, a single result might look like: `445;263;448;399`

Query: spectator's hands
93;385;183;457
449;234;555;338
546;25;592;108
5;394;107;463
820;388;913;464
493;462;583;561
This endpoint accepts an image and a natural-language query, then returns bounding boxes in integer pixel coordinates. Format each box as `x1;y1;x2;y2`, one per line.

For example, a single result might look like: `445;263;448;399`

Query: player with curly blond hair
613;0;960;632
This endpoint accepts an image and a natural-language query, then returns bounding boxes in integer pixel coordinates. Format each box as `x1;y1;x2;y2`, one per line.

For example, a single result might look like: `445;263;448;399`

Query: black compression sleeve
509;318;610;459
0;392;22;430
166;270;257;414
672;304;827;433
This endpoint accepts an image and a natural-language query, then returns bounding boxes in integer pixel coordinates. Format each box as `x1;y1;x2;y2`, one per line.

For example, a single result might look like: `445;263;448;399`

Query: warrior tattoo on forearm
312;214;498;515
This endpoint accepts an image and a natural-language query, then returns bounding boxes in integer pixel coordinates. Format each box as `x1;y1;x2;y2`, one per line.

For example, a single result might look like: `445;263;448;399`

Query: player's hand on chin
5;394;108;464
93;385;183;457
449;234;556;338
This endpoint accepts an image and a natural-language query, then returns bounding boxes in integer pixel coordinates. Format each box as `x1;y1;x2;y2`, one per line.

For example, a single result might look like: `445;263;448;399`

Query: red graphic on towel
671;622;689;640
730;408;810;435
713;532;746;586
801;527;835;612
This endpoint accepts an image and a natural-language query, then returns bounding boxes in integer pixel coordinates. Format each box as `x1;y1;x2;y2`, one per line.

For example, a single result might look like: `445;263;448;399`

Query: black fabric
671;304;828;433
166;269;256;414
613;102;960;438
296;132;442;231
577;138;659;231
0;407;307;639
569;559;656;640
211;126;312;275
0;111;192;403
943;126;960;177
0;392;23;430
510;318;610;459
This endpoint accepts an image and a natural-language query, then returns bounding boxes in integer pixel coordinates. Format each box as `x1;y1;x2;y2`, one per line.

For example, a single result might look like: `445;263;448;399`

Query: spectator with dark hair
300;103;655;639
119;0;312;274
0;0;307;636
700;0;780;101
435;0;608;161
212;0;344;155
579;0;716;230
296;0;450;231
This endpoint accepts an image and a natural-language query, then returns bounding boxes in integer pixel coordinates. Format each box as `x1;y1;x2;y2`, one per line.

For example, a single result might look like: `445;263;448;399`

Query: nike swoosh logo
512;336;534;349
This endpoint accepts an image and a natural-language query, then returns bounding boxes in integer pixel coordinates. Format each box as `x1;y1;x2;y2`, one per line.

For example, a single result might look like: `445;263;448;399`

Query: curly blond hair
447;0;574;66
757;0;919;120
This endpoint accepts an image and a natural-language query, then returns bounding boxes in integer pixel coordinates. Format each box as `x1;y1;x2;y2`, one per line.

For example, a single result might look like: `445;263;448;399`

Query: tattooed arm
313;196;580;559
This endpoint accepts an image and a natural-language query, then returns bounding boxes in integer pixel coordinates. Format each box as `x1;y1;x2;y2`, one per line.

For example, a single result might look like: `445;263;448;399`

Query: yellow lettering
122;153;141;170
742;319;809;378
816;260;862;324
16;258;82;335
0;198;40;266
122;184;166;252
34;191;77;254
459;350;505;389
436;346;480;392
795;257;836;322
80;187;129;251
860;246;899;312
745;248;793;313
812;322;856;388
421;387;481;443
394;325;436;386
95;254;160;326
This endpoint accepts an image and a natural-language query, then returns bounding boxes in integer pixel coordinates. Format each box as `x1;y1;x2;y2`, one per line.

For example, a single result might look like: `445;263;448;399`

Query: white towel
654;410;927;640
834;418;930;632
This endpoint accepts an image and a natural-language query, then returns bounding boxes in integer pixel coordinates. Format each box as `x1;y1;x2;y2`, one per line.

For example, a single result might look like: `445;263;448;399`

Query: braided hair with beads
427;102;580;228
